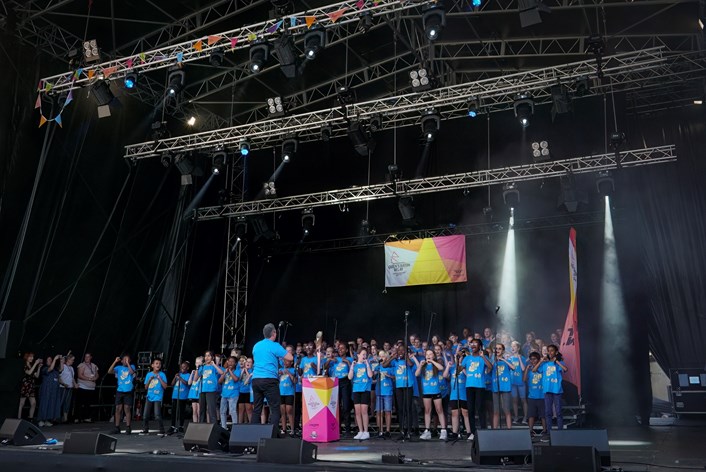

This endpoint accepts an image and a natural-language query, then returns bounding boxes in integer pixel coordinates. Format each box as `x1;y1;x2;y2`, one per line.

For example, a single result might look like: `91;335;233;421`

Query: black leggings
466;387;487;434
199;392;218;424
338;378;352;431
171;398;187;428
395;387;415;434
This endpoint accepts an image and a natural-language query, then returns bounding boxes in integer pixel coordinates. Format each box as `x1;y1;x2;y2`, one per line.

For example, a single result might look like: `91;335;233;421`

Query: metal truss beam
193;145;675;220
123;48;703;159
442;0;698;15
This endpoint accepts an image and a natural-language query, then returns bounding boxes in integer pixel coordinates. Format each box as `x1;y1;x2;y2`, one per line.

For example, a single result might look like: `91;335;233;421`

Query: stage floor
1;419;705;471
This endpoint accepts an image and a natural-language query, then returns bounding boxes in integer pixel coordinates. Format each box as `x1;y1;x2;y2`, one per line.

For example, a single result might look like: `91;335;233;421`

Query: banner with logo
302;377;339;443
560;227;581;394
384;235;467;287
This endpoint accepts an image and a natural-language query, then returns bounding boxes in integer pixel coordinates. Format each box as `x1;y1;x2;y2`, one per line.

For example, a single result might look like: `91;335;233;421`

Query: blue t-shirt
375;365;394;396
491;359;513;393
221;366;241;399
391;359;415;388
240;368;253;393
114;365;136;392
173;373;191;400
144;371;167;401
448;365;467;401
351;362;371;393
279;367;296;396
541;361;564;394
461;355;485;388
188;372;201;400
482;338;493;349
198;364;220;393
252;339;288;379
299;356;320;378
420;364;440;395
508;355;526;386
439;370;449;398
527;369;544;399
411;347;424;362
332;357;353;379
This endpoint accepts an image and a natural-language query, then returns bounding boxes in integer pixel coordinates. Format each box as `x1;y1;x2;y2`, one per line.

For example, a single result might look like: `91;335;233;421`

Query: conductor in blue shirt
251;323;293;429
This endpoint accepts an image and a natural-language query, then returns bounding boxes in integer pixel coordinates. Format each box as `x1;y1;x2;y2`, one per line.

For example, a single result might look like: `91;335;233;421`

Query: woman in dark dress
18;352;41;421
37;354;62;427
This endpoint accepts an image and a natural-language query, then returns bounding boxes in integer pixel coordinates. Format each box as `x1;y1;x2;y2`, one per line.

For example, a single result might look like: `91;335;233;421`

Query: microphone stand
401;311;410;442
426;312;436;346
332;319;338;346
172;321;189;437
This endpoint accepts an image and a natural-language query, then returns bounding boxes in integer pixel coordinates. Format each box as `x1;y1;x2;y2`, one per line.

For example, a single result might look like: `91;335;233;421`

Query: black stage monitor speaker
0;419;46;446
228;423;277;452
472;429;532;465
257;438;317;464
183;423;229;452
550;429;610;467
533;445;600;472
63;432;117;454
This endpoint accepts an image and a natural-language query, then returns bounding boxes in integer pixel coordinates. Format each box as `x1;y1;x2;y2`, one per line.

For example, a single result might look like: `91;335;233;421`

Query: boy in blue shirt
219;356;240;429
523;351;547;436
108;354;136;434
490;344;515;430
141;358;168;435
278;358;296;435
374;351;394;438
329;344;353;436
170;361;190;433
534;344;567;431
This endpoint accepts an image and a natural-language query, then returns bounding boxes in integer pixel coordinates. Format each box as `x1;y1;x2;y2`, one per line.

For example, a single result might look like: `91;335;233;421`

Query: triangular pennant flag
126;58;134;68
73;67;83;80
34;94;41;109
194;40;203;52
247;33;257;42
328;7;347;23
88;69;95;79
207;35;222;46
305;16;316;28
290;17;297;27
176;52;184;63
55;114;63;128
65;89;73;107
356;0;365;9
230;37;239;49
44;82;53;92
103;66;117;78
37;80;44;91
39;115;47;128
139;52;146;63
266;20;282;34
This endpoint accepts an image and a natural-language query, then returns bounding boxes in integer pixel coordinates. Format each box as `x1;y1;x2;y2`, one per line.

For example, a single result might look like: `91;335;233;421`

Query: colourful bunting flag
305;16;316;28
139;52;146;63
230;37;239;49
207;35;222;46
103;66;117;78
44;82;52;92
356;0;365;9
247;33;257;42
39;115;47;128
34;94;41;109
328;8;347;23
65;89;73;107
176;52;184;63
126;58;134;68
37;80;43;92
194;40;203;52
290;17;297;27
88;69;95;79
55;114;63;128
75;68;83;80
266;20;283;34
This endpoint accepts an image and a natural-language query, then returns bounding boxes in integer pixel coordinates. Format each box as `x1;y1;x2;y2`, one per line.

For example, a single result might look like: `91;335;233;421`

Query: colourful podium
302;377;339;443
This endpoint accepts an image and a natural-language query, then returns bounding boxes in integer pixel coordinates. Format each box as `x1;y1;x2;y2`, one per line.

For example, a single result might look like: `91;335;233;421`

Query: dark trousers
294;392;302;429
544;393;563;430
338;377;352;431
251;378;281;427
171;398;187;429
199;392;218;424
395;387;415;434
466;387;487;434
143;401;164;432
75;388;94;420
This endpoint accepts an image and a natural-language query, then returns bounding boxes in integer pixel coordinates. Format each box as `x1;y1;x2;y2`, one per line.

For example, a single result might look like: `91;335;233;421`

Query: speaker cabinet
471;429;532;465
63;432;117;454
257;438;317;464
533;445;600;472
182;423;229;452
0;419;46;446
549;429;611;467
228;423;277;453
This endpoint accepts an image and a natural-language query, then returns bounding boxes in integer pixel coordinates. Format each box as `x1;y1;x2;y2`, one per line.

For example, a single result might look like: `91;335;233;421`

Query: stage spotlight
266;96;286;117
304;26;326;60
420;110;440;143
167;69;185;96
174;153;198;179
187;116;196;127
531;140;551;162
239;140;250;156
209;48;224;67
513;95;534;128
234;216;248;241
609;131;626;151
596;170;615;197
410;67;433;92
249;40;270;73
83;39;100;63
321;125;332;142
398;196;416;222
422;5;446;41
337;85;356;106
270;0;293;15
211;152;226;175
503;182;520;208
574;76;591;97
359;10;374;32
694;99;704;105
151;120;168;140
467;99;479;117
301;208;315;237
252;216;275;241
558;173;579;213
124;72;137;90
518;0;551;28
274;33;300;79
483;206;493;223
551;84;571;119
90;80;114;106
281;138;298;163
387;164;401;182
263;181;277;198
347;121;376;156
369;114;382;132
472;0;482;7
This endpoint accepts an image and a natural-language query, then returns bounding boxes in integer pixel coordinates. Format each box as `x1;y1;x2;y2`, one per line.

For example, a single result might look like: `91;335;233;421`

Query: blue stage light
472;0;482;7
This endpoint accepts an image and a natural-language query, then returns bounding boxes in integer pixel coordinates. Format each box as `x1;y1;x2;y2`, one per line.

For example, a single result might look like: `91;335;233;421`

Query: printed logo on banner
387;251;411;273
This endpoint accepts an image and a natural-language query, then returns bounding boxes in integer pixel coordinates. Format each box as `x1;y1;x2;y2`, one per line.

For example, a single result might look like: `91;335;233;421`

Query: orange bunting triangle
328;7;347;23
88;69;96;79
39;115;47;128
305;16;316;28
207;35;222;46
194;40;203;52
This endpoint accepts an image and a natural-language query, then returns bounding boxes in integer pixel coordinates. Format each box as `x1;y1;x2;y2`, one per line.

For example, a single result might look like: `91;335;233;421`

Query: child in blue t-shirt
278;358;297;434
534;344;567;431
508;341;528;425
523;351;547;435
413;350;447;440
171;361;190;432
374;351;394;438
219;356;241;429
141;358;168;435
188;356;203;423
444;355;471;440
348;349;373;440
238;358;253;423
490;344;515;430
196;351;224;424
108;354;136;434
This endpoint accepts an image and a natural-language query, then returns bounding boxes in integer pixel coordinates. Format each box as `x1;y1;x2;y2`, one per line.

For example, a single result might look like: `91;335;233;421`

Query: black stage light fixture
321;125;332;142
369;114;382;132
422;5;446;41
239;140;250;156
513;94;534;128
398;196;416;222
270;0;293;15
151;120;168;140
90;80;114;106
359;11;374;32
420;110;440;143
83;39;101;63
347;121;376;156
252;216;275;241
266;96;286;117
274;33;300;79
167;69;186;96
337;85;356;106
234;216;248;241
558;172;587;213
503;182;520;208
304;26;326;60
211;151;226;175
596;170;615;197
410;67;433;92
551;84;571;119
249;40;270;73
467;98;479;118
531;140;551;162
609;131;626;151
123;72;138;90
574;77;591;97
518;0;551;28
387;164;401;182
281;138;298;163
301;208;315;237
209;48;224;67
263;181;277;198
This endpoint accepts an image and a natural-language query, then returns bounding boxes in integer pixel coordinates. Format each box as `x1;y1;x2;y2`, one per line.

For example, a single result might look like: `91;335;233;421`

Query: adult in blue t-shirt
250;323;292;429
108;355;136;434
534;344;567;431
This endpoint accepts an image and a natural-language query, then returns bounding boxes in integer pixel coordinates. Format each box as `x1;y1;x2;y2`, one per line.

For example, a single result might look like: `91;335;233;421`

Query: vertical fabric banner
302;377;339;443
560;227;581;394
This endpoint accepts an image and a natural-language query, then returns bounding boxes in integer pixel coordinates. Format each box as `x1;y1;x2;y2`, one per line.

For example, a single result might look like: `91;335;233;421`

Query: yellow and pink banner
384;235;467;287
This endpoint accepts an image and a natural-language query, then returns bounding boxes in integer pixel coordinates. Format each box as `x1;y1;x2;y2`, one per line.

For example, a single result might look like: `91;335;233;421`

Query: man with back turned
251;323;293;429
